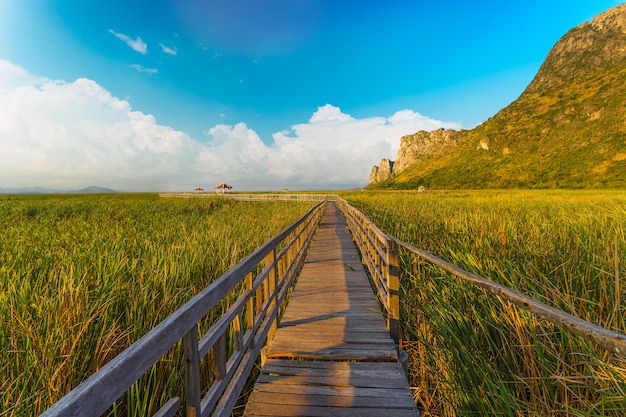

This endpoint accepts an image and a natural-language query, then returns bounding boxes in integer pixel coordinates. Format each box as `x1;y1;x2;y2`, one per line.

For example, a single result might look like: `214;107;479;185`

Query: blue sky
0;1;621;191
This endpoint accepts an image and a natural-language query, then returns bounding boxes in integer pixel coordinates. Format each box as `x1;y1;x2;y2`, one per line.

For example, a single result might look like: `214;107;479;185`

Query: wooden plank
152;398;180;417
273;332;392;342
250;380;415;401
244;404;419;417
244;204;418;416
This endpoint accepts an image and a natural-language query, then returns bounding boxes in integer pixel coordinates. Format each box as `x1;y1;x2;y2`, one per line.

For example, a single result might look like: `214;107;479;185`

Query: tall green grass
0;194;313;416
344;189;626;417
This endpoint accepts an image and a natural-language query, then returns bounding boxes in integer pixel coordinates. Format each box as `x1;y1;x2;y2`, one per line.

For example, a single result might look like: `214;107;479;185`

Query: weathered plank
244;204;418;416
246;360;418;416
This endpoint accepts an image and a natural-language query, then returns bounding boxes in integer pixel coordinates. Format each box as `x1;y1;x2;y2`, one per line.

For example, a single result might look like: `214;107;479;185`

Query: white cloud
0;60;200;191
0;60;47;91
109;29;148;54
0;61;461;191
309;104;354;123
200;104;461;189
159;43;177;56
131;64;158;74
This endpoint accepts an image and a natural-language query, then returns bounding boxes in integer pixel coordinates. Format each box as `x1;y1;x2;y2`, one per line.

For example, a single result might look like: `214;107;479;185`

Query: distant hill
0;185;117;194
69;186;118;194
369;4;626;189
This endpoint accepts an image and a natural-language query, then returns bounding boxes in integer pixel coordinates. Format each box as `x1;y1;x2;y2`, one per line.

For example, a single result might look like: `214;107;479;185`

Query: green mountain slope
372;4;626;189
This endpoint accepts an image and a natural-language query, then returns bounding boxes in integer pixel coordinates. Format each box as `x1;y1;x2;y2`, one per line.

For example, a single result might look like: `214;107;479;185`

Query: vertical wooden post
233;313;243;351
386;237;400;346
183;326;201;417
246;272;254;332
256;284;263;318
267;247;278;341
261;245;277;366
212;335;227;381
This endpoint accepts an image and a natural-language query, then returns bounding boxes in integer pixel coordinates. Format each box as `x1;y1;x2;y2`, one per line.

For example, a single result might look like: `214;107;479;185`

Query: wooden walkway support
243;204;419;416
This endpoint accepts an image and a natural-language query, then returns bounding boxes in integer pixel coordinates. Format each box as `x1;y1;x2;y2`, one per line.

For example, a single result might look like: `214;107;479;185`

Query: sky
0;0;622;191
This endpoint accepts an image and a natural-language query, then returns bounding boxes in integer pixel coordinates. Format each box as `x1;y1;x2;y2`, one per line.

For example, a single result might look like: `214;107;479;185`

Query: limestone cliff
369;158;394;184
367;4;626;189
393;128;460;174
367;128;459;185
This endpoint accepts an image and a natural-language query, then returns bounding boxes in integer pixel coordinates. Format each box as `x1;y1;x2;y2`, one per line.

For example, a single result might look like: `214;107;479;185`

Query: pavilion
214;183;233;193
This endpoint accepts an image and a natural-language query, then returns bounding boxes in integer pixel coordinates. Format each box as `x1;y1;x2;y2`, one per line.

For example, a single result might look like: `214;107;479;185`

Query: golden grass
0;193;313;416
344;189;626;417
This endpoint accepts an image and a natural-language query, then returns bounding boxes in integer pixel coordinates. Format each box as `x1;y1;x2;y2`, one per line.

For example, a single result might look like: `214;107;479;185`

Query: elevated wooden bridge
243;204;417;416
41;195;626;417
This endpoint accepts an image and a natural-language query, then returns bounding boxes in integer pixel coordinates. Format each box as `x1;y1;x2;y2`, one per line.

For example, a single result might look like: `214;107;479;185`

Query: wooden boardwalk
243;204;419;417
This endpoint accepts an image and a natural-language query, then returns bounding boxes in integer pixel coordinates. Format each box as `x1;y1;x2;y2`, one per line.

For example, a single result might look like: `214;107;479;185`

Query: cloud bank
0;60;460;191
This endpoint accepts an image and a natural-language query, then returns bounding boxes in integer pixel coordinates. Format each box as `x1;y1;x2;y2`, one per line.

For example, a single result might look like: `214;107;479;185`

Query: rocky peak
393;128;460;174
527;4;626;94
367;128;459;186
366;4;626;189
369;158;394;184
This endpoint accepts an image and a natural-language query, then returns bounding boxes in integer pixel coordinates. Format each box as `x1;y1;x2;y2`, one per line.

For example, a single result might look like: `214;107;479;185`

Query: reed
344;189;626;417
0;193;312;416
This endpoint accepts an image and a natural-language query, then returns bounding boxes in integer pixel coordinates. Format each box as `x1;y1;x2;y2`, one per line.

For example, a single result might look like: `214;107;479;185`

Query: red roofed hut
214;183;233;193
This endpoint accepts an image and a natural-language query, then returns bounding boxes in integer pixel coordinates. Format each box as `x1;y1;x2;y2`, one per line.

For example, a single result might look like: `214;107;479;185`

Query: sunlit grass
0;193;313;416
344;189;626;417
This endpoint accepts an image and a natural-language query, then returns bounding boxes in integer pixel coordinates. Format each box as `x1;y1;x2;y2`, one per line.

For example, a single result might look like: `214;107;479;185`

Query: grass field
0;193;314;416
3;190;625;416
343;189;626;417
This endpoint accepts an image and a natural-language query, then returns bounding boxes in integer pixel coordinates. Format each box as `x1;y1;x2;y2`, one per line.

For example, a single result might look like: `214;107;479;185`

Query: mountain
368;4;626;189
0;185;117;194
69;186;118;194
0;186;58;194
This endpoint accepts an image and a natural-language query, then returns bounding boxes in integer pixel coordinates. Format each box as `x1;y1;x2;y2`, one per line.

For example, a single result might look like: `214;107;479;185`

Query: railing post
246;272;254;335
268;247;278;341
386;237;400;346
213;335;227;381
261;246;278;365
183;326;201;417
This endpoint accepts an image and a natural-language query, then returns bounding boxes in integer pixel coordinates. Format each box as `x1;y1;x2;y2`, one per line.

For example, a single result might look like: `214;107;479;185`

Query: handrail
336;198;400;345
225;194;338;202
337;198;626;357
159;193;339;202
393;237;626;356
41;201;326;417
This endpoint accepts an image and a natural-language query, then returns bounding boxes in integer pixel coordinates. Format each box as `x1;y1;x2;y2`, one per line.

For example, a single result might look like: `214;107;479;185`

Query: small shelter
214;183;233;194
194;187;204;194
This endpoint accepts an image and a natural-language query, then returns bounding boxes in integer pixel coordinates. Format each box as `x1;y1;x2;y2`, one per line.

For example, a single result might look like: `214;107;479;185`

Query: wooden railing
41;201;326;417
337;198;400;345
160;193;338;202
225;194;337;202
337;198;626;357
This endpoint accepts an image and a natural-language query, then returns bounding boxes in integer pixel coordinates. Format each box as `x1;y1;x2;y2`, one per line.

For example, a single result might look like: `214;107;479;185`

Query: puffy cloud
0;61;200;190
309;104;354;123
0;60;48;91
109;29;148;54
202;104;461;189
0;61;461;191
